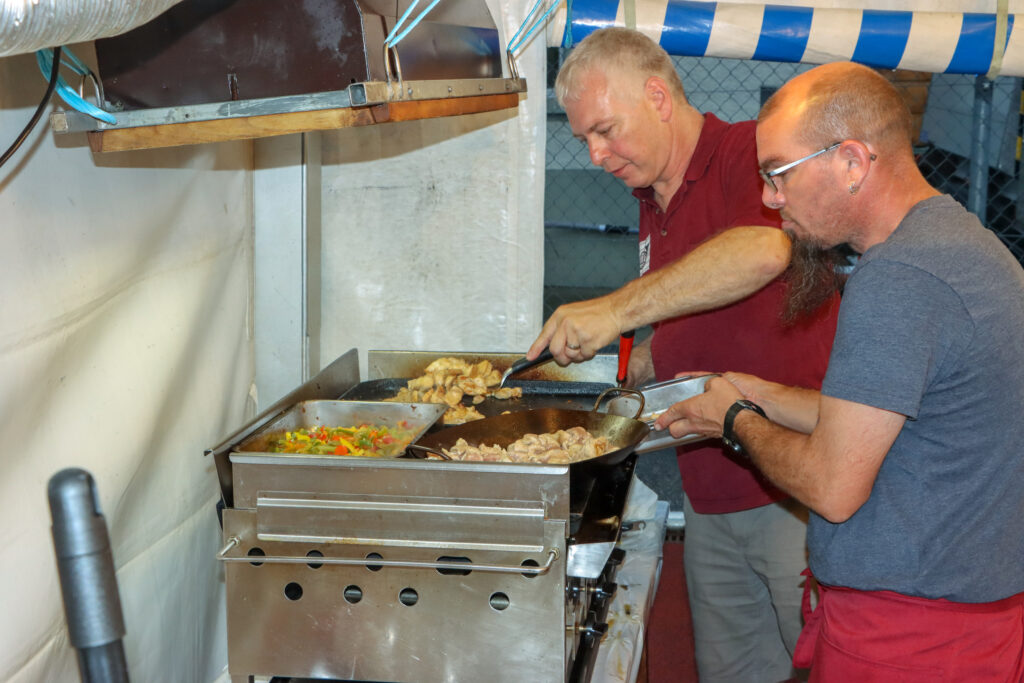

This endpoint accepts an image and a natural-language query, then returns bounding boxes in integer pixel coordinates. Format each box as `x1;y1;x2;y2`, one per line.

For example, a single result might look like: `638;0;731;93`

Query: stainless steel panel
223;509;571;683
229;455;572;518
254;492;547;552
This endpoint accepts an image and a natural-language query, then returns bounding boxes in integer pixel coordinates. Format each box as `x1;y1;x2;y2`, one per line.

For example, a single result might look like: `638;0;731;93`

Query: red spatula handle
617;330;636;386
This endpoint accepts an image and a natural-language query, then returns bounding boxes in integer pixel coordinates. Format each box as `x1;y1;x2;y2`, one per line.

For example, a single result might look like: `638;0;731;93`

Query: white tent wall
252;0;547;401
316;0;546;378
0;44;253;683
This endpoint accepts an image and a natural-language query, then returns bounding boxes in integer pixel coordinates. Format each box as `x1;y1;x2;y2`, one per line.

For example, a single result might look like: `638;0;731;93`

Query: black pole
48;468;130;683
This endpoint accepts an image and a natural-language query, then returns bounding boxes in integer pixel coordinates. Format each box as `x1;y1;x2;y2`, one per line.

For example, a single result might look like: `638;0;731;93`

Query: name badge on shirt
639;235;651;275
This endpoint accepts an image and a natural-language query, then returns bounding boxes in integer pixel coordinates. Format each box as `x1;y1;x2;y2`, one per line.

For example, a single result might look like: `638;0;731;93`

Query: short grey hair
555;27;687;106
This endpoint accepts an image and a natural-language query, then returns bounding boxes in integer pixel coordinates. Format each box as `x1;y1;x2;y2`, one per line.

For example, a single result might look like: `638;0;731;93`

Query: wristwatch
722;399;767;454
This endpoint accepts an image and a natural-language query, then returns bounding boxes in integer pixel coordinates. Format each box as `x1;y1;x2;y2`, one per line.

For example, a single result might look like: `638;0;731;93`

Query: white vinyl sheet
0;47;253;683
317;0;548;373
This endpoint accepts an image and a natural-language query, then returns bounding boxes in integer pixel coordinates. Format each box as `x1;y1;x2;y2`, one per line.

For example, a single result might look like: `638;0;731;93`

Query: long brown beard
782;233;851;323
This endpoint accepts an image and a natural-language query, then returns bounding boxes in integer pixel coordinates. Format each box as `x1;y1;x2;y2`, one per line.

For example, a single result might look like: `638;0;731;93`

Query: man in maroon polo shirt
527;28;839;682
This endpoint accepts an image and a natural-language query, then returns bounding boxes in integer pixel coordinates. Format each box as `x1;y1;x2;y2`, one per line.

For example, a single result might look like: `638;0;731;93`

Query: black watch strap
722;400;767;454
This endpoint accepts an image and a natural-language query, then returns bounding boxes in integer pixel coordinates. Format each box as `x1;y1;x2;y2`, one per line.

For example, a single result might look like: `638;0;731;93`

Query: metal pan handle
405;444;452;460
592;387;645;420
217;536;558;575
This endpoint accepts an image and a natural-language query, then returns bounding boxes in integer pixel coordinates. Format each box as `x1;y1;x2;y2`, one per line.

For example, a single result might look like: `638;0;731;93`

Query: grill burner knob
588;580;617;602
576;611;609;638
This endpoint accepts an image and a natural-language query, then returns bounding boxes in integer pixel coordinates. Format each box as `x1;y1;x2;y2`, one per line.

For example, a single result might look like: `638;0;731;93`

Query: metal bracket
50;77;527;135
217;536;559;575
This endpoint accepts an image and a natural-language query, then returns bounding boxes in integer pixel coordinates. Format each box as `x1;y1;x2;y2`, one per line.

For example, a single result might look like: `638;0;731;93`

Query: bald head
760;62;916;164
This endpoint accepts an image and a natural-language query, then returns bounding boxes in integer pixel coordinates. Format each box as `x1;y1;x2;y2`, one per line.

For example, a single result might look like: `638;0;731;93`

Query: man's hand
719;371;768;403
526;294;623;365
654;375;743;439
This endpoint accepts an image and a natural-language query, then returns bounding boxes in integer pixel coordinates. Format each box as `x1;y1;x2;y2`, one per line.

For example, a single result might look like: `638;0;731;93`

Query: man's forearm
732;411;817;498
740;379;821;433
612;225;790;330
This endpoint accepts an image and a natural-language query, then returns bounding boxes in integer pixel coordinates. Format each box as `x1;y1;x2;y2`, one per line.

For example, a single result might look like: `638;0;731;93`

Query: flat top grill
213;349;635;683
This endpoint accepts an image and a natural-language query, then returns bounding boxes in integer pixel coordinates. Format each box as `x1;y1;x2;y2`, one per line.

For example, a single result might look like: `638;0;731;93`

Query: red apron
794;569;1024;682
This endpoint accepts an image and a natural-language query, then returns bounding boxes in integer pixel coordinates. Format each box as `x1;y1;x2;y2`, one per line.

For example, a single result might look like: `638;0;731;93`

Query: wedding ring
567;343;581;350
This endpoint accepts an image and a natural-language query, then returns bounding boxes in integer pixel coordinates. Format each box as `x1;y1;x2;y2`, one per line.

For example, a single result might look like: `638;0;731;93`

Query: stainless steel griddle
207;349;635;683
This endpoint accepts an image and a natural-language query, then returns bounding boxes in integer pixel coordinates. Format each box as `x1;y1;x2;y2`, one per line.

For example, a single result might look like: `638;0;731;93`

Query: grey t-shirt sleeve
822;259;971;419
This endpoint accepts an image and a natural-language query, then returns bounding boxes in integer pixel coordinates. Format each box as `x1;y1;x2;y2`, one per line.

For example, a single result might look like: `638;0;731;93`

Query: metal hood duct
0;0;186;58
90;0;504;110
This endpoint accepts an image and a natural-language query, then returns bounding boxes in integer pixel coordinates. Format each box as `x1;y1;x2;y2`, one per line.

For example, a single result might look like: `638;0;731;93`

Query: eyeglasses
759;142;841;193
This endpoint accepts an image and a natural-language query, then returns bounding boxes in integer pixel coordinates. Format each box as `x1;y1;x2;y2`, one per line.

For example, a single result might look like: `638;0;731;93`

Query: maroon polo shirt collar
632;112;729;212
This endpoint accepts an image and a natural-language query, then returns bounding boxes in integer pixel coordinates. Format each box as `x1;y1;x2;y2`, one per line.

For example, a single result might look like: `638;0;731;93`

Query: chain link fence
543;49;1024;319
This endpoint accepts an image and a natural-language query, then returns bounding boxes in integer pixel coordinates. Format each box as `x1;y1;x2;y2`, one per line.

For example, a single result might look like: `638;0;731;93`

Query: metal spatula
499;348;554;387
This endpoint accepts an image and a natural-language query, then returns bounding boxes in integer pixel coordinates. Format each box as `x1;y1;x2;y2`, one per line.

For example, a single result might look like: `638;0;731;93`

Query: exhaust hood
46;0;525;152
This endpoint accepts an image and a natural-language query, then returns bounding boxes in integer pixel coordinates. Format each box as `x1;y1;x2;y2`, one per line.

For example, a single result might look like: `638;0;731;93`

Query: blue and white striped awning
546;1;1022;77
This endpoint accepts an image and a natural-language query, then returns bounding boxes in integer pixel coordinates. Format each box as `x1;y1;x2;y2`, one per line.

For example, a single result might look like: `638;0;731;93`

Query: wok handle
592;387;645;420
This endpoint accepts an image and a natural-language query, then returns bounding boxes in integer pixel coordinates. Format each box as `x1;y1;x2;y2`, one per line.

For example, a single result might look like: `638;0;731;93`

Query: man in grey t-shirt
656;62;1024;680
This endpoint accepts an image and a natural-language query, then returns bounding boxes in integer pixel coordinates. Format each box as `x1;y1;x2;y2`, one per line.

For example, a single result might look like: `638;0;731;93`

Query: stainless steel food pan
236;400;446;455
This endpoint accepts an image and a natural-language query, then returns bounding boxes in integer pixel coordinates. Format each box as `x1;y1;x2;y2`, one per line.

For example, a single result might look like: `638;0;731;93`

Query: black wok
408;394;650;468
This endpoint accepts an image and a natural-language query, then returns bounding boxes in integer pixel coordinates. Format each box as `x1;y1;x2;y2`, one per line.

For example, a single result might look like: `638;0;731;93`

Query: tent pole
968;74;993;220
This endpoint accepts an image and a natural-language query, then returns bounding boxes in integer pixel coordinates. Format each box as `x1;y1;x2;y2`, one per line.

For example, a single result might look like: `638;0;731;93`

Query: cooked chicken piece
470;360;494;378
442;404;485;425
407;375;434;392
491;387;521;400
425;357;472;375
472;395;485;405
457;375;489;396
443;387;464;407
441;427;610;463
